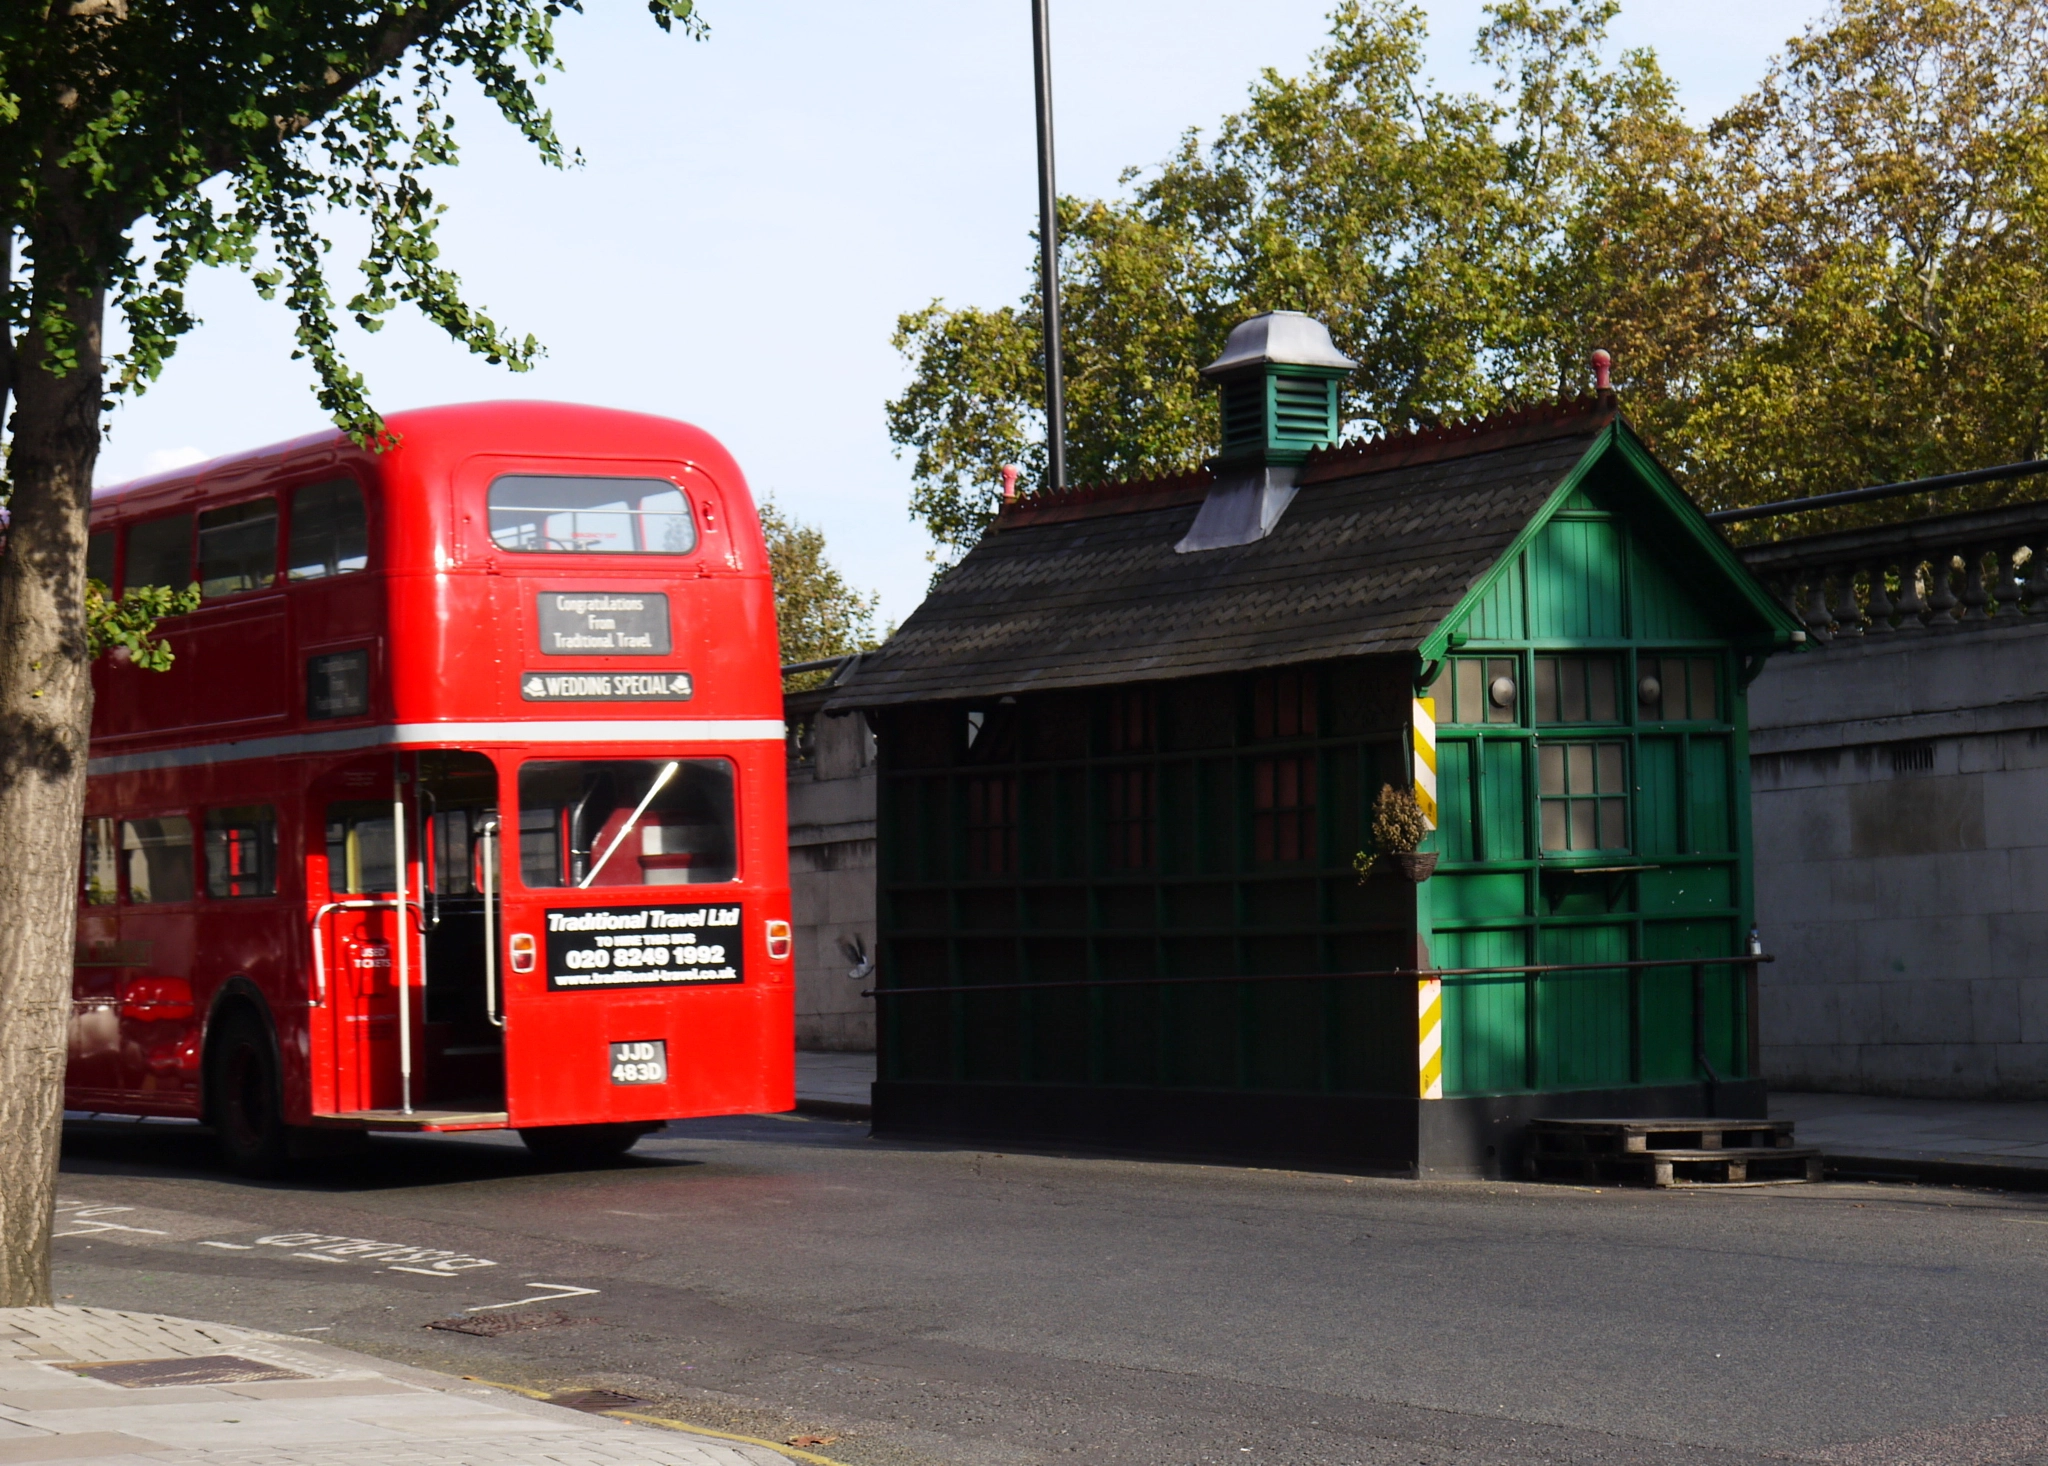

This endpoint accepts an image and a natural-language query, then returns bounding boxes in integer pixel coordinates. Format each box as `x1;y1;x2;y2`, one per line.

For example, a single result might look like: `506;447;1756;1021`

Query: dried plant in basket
1353;783;1432;882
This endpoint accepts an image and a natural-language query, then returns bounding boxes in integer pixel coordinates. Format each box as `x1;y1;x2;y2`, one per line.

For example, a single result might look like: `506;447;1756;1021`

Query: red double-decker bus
72;401;793;1170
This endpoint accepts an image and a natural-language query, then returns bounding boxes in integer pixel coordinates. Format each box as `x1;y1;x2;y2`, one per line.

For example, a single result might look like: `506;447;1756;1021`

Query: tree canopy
889;0;2048;565
761;499;882;687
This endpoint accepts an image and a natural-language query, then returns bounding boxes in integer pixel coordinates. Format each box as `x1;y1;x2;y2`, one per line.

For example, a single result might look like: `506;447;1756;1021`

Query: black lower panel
872;1078;1769;1179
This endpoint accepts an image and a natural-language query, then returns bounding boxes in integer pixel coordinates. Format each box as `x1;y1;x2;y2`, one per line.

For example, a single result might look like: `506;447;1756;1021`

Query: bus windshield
488;475;696;556
517;758;735;888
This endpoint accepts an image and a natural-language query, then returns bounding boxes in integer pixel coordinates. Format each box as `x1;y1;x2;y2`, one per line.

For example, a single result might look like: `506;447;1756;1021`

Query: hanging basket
1393;852;1438;882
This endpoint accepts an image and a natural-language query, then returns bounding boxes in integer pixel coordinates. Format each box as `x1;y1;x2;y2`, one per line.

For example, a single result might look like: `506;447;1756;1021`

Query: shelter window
326;802;396;894
1430;657;1518;725
1637;654;1719;722
124;513;193;592
288;479;370;579
1538;741;1628;853
1104;767;1153;871
81;818;117;905
517;758;736;887
206;805;278;898
1534;655;1621;724
488;475;696;556
1252;670;1317;740
1106;690;1154;753
965;775;1018;877
1252;755;1317;864
198;498;278;598
122;816;195;904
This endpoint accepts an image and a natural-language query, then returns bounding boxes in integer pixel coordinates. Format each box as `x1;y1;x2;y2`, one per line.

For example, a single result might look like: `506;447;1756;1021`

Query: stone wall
786;700;877;1051
1749;617;2048;1098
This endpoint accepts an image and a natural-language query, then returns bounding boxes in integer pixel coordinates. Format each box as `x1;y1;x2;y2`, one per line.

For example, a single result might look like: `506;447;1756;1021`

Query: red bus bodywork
73;401;793;1152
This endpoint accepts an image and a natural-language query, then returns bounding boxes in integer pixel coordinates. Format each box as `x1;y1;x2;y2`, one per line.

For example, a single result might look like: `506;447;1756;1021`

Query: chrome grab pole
393;757;413;1116
479;817;503;1029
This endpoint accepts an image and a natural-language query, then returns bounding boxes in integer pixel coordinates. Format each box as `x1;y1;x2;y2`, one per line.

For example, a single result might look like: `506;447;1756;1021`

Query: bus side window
206;806;278;898
86;531;115;588
197;499;278;598
124;513;194;593
324;802;396;894
121;817;195;904
289;479;370;580
82;818;117;905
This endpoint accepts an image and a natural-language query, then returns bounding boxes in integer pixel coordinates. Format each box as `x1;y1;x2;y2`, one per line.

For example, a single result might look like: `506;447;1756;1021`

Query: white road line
467;1283;600;1312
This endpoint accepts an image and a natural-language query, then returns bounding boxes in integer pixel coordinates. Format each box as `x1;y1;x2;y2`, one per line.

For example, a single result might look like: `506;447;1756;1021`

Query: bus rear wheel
517;1123;652;1166
209;1009;289;1176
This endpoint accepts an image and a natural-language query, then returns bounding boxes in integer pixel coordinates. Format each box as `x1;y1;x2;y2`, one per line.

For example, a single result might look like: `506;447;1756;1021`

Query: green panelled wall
1424;478;1755;1097
876;662;1420;1096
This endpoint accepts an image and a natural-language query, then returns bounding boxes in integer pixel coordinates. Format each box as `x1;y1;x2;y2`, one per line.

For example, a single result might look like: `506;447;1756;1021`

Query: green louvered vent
1219;379;1265;455
1271;374;1337;445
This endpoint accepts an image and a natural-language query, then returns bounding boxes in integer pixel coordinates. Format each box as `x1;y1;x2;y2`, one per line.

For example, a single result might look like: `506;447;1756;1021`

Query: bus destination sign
537;592;672;655
521;671;693;702
544;903;743;992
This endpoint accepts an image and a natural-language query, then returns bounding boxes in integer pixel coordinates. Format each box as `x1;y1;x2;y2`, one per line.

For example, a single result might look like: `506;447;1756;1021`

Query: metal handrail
308;898;429;1006
1707;457;2048;524
861;953;1770;1000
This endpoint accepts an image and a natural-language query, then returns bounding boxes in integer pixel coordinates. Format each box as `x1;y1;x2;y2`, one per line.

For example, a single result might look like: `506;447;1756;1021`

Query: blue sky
96;1;1832;628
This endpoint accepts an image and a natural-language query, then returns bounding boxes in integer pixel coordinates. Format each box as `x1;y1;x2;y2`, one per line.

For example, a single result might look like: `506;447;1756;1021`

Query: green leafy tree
1675;0;2048;523
890;0;1684;565
890;0;2048;558
0;0;700;1306
760;498;882;688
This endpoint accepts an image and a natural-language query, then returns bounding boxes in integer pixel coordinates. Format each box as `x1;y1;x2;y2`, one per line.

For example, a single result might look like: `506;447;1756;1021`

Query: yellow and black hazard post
1412;695;1442;1099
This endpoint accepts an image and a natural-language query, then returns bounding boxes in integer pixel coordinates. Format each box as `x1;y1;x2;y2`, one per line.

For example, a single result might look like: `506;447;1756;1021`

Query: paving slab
1773;1089;2048;1187
0;1308;792;1466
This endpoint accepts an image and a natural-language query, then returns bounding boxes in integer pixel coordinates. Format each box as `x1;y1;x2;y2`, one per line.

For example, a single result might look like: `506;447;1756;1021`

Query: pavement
789;1052;872;1121
799;1049;2048;1188
0;1306;811;1466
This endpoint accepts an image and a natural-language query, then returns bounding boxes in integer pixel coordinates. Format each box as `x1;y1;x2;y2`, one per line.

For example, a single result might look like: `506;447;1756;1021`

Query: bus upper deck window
289;479;369;579
86;531;114;588
488;475;696;556
124;513;193;592
198;499;278;598
517;758;735;888
121;816;194;904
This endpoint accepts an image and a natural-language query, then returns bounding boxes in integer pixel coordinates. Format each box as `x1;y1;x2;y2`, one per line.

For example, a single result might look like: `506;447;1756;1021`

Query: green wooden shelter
828;314;1802;1176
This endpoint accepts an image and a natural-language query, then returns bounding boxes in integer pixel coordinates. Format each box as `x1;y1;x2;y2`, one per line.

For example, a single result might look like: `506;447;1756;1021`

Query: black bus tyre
518;1123;650;1166
208;1008;290;1176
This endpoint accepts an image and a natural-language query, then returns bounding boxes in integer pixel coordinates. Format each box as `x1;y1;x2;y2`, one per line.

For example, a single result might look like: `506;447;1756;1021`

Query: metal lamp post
1031;0;1067;493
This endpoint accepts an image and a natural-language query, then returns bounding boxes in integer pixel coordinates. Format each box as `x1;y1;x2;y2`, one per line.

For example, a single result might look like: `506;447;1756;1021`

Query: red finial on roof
1001;465;1021;503
1591;349;1612;394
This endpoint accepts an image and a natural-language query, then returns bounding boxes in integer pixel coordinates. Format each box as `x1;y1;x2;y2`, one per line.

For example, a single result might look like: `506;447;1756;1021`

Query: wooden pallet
1525;1117;1822;1187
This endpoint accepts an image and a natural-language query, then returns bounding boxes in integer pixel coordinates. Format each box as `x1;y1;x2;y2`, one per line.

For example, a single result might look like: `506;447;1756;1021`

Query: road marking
253;1231;498;1276
52;1203;169;1239
199;1241;255;1250
467;1283;599;1312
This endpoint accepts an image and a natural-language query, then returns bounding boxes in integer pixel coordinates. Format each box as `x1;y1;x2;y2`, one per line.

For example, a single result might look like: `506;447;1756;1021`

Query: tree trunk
0;282;106;1307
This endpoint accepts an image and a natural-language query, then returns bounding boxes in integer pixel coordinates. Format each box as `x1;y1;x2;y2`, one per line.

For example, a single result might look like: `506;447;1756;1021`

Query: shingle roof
829;401;1617;710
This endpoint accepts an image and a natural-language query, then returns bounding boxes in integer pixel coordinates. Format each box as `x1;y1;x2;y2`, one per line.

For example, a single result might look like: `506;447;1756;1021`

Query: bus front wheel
517;1123;652;1166
208;1009;289;1176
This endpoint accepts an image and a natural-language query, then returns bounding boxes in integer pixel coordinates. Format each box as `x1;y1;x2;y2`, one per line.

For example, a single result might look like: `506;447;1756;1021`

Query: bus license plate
610;1040;667;1085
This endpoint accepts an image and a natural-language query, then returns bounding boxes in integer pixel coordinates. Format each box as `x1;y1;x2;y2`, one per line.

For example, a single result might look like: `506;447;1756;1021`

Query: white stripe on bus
86;720;788;775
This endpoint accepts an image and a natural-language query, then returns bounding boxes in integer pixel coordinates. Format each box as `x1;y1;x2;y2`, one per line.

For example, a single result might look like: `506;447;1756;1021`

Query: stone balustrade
1735;500;2048;643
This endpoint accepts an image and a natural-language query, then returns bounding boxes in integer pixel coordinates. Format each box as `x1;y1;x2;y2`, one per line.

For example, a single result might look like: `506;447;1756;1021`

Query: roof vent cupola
1177;311;1355;554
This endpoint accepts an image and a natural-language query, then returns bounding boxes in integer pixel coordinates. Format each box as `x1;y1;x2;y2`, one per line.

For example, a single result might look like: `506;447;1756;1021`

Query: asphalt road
50;1114;2048;1466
